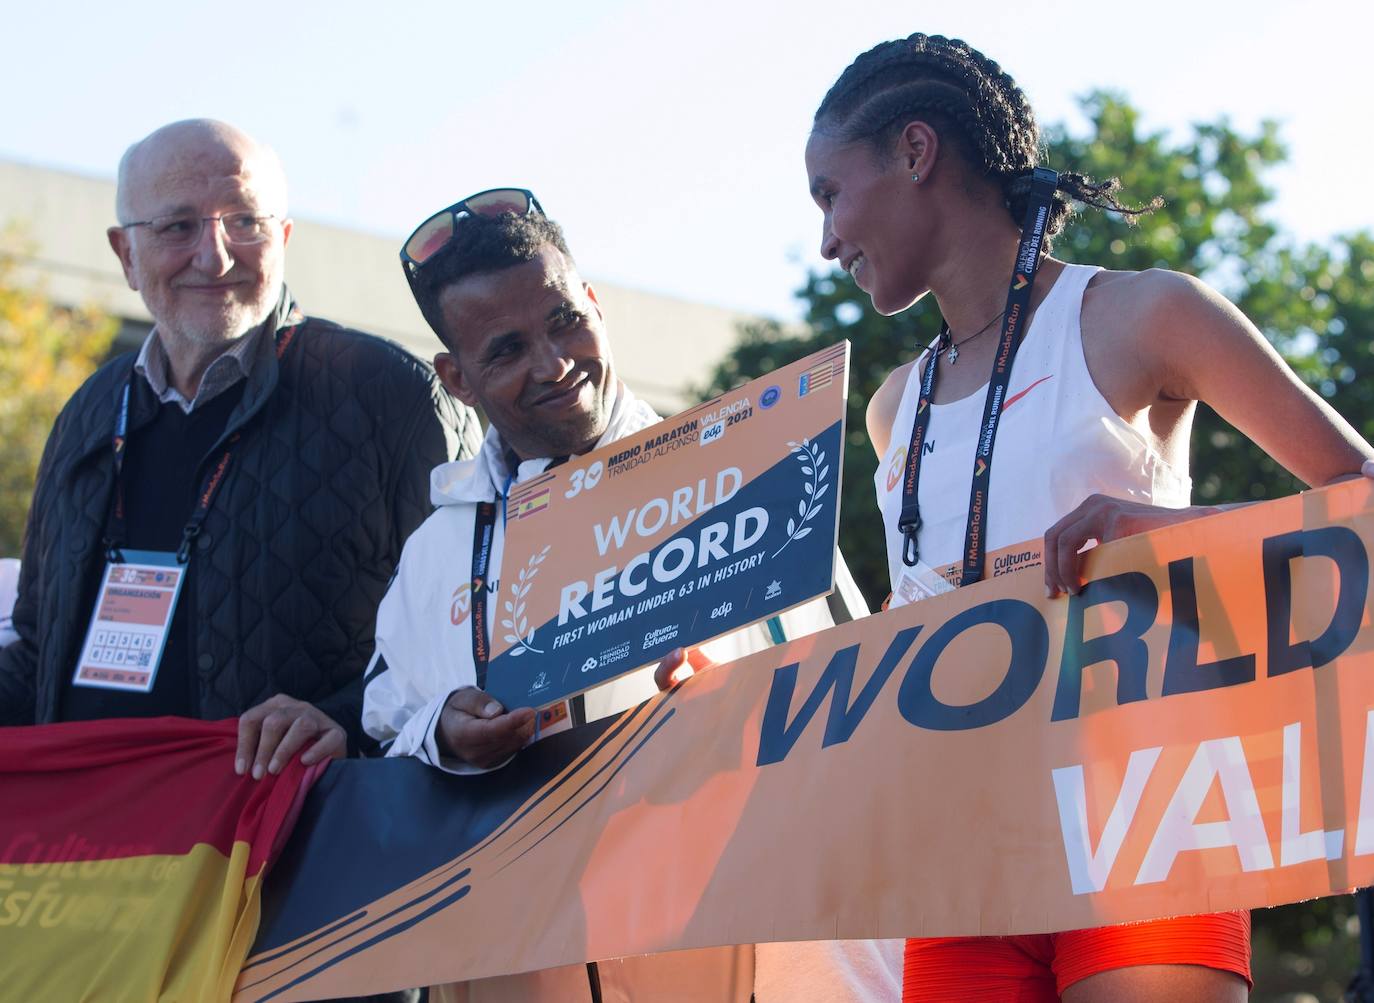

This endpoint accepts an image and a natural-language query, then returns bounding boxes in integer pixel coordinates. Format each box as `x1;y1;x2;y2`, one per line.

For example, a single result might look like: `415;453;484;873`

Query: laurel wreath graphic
772;438;830;558
502;545;551;656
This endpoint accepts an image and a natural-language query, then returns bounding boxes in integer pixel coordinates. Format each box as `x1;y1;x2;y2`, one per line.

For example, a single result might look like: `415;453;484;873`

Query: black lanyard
104;325;299;565
897;168;1059;586
470;501;497;691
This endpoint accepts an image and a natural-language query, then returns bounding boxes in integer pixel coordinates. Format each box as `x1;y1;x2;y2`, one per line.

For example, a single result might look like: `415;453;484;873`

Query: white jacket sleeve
362;530;499;776
362;646;466;772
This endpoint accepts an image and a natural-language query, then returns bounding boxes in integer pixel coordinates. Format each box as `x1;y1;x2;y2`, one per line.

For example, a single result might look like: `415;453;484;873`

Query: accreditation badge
891;560;957;608
535;700;571;738
892;541;1047;608
72;550;186;692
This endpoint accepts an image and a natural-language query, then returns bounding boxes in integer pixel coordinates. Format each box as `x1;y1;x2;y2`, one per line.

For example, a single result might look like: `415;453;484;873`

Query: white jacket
362;384;862;774
362;384;897;999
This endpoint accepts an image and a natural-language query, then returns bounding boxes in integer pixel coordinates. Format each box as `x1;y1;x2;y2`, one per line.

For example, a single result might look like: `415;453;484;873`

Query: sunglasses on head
400;187;543;286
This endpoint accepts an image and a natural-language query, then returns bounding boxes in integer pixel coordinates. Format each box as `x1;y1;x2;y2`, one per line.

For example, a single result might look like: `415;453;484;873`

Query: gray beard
169;309;269;347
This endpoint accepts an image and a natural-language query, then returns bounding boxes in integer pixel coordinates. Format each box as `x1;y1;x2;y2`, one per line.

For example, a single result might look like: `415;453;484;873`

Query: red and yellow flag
0;717;323;1002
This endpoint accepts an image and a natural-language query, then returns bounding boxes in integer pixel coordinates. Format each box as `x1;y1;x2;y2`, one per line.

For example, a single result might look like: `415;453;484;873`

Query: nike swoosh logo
1004;375;1053;411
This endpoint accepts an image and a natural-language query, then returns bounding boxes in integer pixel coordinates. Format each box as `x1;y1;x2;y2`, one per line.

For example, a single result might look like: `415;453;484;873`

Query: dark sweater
60;384;246;721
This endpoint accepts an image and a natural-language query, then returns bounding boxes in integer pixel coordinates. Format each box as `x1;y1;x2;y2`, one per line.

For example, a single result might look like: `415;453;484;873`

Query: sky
3;0;1369;320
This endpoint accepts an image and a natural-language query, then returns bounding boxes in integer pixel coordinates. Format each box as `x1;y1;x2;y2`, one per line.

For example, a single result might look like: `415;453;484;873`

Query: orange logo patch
886;446;907;493
450;584;472;626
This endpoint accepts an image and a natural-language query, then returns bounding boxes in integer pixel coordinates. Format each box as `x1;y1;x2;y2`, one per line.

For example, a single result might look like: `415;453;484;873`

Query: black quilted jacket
0;294;480;751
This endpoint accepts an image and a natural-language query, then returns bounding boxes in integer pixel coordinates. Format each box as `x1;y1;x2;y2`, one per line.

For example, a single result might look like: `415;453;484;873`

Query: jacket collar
429;381;660;506
224;287;303;435
69;287;304;474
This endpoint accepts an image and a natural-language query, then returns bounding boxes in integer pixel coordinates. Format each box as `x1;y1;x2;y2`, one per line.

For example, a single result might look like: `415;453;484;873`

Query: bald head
115;119;287;223
107;118;295;364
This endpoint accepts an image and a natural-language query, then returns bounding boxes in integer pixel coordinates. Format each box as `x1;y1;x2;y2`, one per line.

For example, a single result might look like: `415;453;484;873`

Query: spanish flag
0;717;324;1002
512;487;551;520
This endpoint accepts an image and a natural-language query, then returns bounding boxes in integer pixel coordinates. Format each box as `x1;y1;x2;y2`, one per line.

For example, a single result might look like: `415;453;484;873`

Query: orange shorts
903;912;1251;1001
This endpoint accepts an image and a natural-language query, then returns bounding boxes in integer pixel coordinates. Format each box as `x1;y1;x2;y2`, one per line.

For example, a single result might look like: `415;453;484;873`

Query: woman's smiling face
805;128;931;317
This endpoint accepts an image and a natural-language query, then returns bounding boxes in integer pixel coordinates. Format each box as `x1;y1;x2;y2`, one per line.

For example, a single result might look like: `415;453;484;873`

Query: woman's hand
1048;464;1374;597
1043;495;1220;597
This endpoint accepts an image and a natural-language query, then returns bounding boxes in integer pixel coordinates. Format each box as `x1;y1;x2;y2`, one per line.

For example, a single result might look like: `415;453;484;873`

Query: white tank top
875;263;1191;599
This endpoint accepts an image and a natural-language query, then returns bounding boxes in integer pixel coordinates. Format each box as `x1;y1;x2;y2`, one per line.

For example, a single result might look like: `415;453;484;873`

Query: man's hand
1043;495;1220;598
653;647;717;691
437;687;536;770
236;694;346;779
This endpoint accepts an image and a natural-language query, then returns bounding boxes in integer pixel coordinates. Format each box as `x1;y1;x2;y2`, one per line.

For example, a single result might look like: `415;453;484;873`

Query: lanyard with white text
103;325;300;565
897;168;1059;586
470;501;497;692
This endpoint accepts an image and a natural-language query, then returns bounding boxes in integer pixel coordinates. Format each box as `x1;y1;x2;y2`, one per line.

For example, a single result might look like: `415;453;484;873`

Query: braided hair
814;34;1158;246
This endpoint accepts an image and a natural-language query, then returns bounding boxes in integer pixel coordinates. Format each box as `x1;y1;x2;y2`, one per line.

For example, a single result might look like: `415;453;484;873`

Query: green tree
0;232;118;556
1294;232;1374;443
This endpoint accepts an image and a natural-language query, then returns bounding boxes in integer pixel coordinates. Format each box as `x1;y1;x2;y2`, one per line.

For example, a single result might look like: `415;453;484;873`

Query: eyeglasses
400;188;543;284
119;212;280;249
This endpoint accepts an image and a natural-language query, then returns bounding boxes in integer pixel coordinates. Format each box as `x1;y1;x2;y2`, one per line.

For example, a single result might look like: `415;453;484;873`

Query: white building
0;158;757;416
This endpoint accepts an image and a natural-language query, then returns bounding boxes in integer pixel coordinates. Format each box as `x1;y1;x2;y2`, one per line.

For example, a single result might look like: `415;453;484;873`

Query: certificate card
488;342;849;709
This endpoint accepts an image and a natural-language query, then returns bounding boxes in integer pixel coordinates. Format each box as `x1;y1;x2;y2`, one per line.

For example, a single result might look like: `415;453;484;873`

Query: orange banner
239;479;1374;1000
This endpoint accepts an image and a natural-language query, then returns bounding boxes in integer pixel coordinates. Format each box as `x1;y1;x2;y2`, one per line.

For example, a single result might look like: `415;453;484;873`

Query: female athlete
806;32;1373;1003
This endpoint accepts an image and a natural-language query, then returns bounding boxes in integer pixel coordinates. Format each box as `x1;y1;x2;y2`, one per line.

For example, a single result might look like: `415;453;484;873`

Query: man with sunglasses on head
362;192;895;1002
363;190;672;773
0;121;479;795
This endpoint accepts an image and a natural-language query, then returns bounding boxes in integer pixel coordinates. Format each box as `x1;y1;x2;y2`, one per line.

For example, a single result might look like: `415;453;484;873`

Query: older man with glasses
0;120;480;796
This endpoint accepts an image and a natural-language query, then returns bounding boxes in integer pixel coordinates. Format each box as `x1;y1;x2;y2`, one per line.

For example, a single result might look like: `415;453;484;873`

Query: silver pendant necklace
946;310;1005;364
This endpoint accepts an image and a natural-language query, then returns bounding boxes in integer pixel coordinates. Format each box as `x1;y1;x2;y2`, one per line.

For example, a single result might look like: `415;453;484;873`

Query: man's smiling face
433;243;617;461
